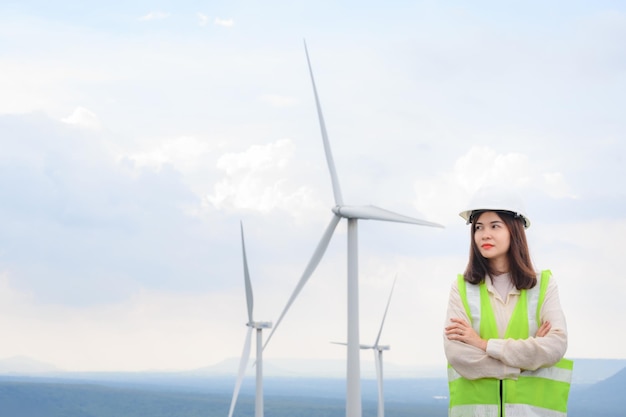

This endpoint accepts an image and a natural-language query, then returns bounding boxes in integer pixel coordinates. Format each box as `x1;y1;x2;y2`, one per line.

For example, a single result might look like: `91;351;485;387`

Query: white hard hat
459;186;531;229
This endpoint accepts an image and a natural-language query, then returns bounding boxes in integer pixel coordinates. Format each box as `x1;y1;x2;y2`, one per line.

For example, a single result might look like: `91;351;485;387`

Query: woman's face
473;211;511;269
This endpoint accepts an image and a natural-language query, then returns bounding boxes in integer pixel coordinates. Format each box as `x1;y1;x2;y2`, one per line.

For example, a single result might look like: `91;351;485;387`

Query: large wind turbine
333;276;396;417
263;42;443;417
227;222;272;417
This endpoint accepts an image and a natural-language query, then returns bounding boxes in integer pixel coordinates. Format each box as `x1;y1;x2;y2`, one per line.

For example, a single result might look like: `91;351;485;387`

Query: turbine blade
303;40;344;206
263;214;341;350
227;326;253;417
335;205;444;228
332;341;374;349
240;222;254;324
374;276;397;347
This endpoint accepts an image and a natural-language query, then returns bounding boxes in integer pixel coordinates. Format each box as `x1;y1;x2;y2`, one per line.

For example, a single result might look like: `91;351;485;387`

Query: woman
444;187;572;417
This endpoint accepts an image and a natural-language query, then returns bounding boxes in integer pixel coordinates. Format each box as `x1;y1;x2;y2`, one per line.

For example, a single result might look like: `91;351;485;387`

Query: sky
0;0;625;375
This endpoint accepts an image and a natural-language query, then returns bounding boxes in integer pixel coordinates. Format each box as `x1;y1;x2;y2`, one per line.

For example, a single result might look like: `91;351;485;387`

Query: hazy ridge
0;357;624;417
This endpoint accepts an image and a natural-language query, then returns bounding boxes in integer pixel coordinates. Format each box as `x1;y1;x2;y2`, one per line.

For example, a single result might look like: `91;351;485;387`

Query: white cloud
139;11;170;21
197;12;210;26
0;113;218;306
124;135;211;172
207;139;320;217
60;106;101;129
412;146;575;225
214;17;234;27
121;135;219;202
452;146;532;192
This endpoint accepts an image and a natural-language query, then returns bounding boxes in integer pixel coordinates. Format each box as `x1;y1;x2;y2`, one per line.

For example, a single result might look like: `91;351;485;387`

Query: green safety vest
448;270;573;417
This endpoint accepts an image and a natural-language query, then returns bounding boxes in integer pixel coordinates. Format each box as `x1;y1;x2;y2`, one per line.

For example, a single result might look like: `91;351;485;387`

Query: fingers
536;321;552;337
449;317;469;326
444;326;465;336
445;321;487;351
445;318;471;340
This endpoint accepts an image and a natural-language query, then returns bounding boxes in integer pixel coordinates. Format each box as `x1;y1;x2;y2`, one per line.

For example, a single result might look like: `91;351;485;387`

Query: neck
490;258;509;275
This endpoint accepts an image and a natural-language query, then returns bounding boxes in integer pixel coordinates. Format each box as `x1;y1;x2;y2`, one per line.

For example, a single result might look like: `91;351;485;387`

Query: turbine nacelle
361;344;390;351
248;321;273;329
332;341;391;351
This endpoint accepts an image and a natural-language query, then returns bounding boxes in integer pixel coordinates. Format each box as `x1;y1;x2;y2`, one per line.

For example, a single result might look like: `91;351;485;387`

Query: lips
481;244;494;249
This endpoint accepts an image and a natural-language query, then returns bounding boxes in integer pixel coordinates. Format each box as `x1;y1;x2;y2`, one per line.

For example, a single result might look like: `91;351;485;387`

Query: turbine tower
228;222;272;417
332;276;397;417
263;41;443;417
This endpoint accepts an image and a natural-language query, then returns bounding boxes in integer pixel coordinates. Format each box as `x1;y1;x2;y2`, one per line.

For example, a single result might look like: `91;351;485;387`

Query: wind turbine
364;276;396;417
263;41;444;417
332;276;396;417
227;222;272;417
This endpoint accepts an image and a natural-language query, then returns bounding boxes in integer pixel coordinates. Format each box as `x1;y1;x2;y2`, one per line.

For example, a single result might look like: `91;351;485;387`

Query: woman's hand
536;321;551;337
445;317;487;351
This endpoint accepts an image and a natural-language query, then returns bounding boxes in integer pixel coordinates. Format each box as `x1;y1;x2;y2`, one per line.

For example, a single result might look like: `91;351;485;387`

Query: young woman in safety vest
443;187;573;417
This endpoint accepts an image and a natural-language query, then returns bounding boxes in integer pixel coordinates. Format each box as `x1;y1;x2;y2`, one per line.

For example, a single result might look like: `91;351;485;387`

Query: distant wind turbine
228;222;272;417
363;276;396;417
263;41;444;417
332;276;397;417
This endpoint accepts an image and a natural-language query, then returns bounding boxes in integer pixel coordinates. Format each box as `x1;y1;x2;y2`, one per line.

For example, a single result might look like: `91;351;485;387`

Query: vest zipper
499;379;504;417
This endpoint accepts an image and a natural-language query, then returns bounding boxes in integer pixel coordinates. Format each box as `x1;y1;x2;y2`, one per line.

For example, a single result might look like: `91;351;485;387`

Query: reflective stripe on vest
448;270;573;417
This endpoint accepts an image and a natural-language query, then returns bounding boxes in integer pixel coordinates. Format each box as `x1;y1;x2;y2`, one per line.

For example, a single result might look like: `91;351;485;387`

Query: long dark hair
463;210;537;289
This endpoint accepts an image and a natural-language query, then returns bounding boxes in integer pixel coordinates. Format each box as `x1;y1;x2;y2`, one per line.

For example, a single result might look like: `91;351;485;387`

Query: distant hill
0;371;624;417
568;358;626;384
2;356;623;383
0;356;59;374
569;366;626;417
196;357;445;379
587;366;626;398
1;355;625;416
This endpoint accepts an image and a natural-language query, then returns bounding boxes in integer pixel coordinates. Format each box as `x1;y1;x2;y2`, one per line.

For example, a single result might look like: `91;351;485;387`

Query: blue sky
0;1;625;373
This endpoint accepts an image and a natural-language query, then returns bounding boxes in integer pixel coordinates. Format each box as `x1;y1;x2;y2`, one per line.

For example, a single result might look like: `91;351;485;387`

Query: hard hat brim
459;209;531;229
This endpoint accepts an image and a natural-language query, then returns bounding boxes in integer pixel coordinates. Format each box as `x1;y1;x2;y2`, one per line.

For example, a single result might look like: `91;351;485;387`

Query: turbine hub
331;205;349;218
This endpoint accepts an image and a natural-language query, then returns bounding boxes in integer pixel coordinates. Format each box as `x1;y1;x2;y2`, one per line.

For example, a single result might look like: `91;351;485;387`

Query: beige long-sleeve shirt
443;273;568;381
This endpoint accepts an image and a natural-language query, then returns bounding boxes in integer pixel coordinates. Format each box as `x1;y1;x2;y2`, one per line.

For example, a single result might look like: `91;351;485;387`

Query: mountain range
0;356;624;417
1;355;623;382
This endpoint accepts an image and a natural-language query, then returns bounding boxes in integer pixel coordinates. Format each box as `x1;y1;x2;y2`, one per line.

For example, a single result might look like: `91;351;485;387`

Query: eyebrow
475;220;504;225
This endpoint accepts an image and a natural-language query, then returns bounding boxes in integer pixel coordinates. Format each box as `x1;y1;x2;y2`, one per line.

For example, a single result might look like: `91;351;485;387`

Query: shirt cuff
486;339;504;359
486;339;520;379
